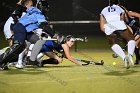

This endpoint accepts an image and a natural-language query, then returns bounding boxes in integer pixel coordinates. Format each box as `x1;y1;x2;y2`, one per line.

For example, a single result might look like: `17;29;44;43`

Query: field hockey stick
75;58;104;66
75;37;88;42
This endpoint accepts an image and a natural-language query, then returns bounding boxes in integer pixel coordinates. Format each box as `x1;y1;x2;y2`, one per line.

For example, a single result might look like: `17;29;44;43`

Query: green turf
0;50;140;93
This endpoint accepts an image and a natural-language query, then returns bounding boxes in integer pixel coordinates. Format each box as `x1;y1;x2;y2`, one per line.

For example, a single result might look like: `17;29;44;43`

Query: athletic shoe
0;66;9;70
8;62;17;67
128;54;134;66
37;59;44;67
112;54;118;58
15;63;25;69
124;56;130;69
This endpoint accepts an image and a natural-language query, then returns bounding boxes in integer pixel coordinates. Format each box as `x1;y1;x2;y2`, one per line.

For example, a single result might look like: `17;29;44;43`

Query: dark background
0;0;139;36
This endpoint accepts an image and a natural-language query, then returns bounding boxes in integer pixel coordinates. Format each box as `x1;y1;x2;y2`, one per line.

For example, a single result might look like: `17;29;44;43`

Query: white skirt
104;21;127;35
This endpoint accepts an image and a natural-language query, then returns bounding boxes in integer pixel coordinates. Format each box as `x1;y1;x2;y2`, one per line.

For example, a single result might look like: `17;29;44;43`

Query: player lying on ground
15;35;104;69
100;0;136;69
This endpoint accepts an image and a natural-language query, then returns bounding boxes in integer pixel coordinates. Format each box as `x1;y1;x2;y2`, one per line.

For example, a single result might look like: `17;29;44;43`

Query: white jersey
101;5;127;35
4;16;14;39
3;12;26;39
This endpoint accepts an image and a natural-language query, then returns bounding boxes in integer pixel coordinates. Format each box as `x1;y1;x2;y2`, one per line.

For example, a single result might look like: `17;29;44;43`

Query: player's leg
107;32;130;68
15;41;31;69
0;23;27;70
107;33;126;61
29;40;46;64
134;35;140;64
45;52;63;63
0;43;26;69
134;47;140;64
40;58;59;67
15;48;27;69
120;28;136;66
40;52;62;67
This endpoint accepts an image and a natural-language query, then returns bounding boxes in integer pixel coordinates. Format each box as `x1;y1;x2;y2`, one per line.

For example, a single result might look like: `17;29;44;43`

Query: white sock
37;53;44;59
27;44;34;57
111;44;126;60
128;40;136;56
18;49;26;64
37;53;44;62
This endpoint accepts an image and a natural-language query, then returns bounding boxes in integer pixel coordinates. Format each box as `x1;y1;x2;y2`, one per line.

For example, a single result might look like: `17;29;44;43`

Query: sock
134;47;140;60
18;49;26;64
128;40;136;56
27;44;34;57
42;58;59;64
111;44;126;60
37;53;44;62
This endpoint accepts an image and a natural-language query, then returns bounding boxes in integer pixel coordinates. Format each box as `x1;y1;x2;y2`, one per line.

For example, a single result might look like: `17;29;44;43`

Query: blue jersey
18;7;47;32
126;13;140;35
41;40;64;53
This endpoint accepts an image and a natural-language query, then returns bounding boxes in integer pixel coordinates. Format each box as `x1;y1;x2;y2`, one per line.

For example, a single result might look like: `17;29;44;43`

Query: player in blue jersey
119;5;140;64
21;35;82;67
3;0;32;46
0;0;54;70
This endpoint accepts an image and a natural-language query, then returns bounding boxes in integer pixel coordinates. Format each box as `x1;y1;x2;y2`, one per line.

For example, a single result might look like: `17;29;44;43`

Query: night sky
0;0;139;30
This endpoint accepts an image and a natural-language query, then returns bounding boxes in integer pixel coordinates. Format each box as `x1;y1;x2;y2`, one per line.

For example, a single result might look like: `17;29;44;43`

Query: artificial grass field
0;50;140;93
0;34;140;93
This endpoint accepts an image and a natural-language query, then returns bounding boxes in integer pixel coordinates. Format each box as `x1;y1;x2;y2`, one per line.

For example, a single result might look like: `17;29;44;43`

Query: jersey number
108;7;116;12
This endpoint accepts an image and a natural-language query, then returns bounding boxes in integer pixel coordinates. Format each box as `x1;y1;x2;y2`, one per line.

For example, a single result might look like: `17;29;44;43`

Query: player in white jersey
100;0;136;69
3;0;31;46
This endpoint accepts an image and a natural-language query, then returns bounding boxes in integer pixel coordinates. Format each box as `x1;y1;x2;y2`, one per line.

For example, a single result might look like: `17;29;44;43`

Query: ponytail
109;0;119;6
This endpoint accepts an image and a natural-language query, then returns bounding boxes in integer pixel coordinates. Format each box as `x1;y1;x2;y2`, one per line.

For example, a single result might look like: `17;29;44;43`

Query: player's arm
120;12;126;21
45;52;63;63
36;12;55;38
62;44;81;65
100;15;105;32
128;11;140;19
39;22;55;37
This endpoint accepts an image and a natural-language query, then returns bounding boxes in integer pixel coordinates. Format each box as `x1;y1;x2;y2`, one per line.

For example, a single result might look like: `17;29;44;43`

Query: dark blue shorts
41;40;54;52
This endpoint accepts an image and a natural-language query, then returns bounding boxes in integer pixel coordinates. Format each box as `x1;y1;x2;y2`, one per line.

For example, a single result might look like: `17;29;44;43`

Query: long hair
61;35;75;44
36;0;50;17
17;0;32;6
109;0;119;6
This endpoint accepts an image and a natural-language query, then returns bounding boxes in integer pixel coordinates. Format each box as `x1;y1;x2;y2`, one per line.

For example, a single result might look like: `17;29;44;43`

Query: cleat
8;62;17;67
100;60;104;65
112;54;118;58
37;60;44;67
15;63;25;69
124;56;130;69
0;66;9;70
